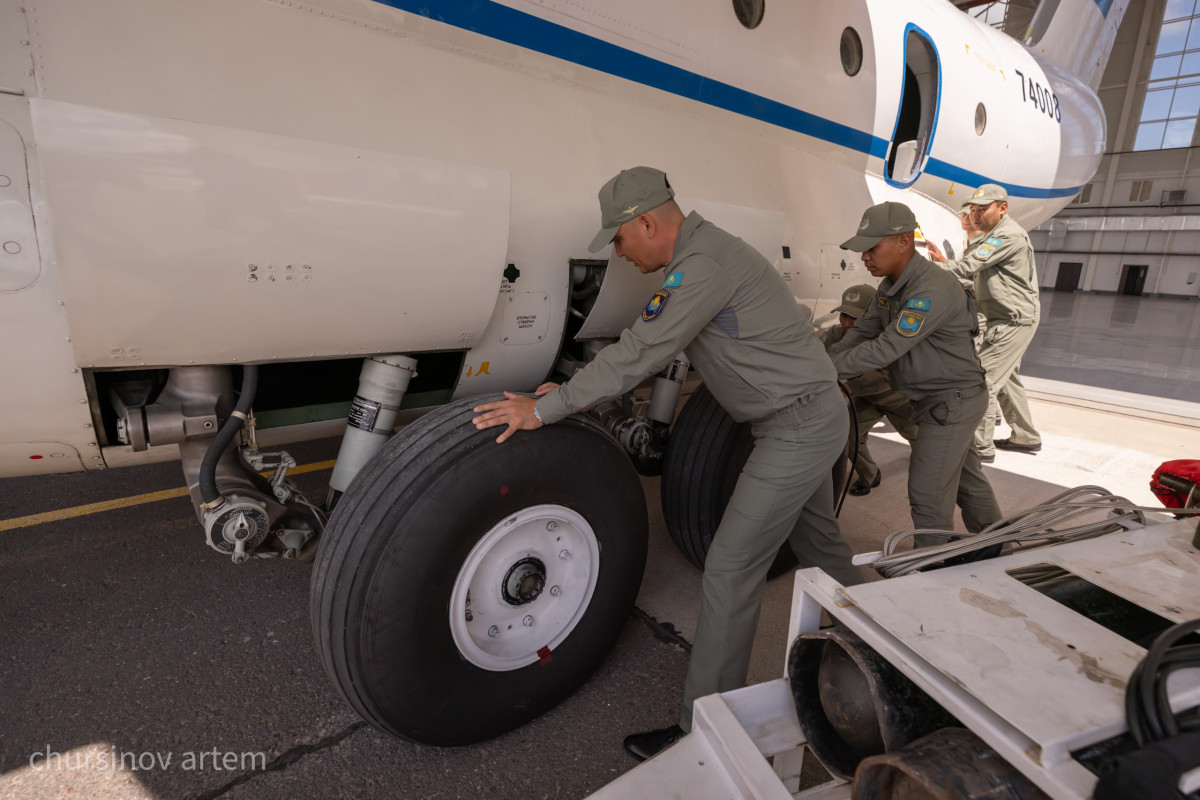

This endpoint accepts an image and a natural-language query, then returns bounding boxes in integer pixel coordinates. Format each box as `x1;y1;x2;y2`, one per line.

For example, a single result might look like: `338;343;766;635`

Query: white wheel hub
449;504;600;671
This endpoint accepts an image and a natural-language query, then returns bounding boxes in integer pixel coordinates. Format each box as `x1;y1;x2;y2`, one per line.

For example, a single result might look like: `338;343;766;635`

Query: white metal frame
788;516;1200;799
590;516;1200;799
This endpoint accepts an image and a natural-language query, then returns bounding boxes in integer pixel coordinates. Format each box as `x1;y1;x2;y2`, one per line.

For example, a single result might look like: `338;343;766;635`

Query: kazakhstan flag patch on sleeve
662;271;684;288
643;289;670;321
897;311;925;337
905;298;930;310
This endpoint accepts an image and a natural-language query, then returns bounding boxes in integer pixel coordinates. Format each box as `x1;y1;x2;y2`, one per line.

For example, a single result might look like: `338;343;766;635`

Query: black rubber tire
310;394;648;746
661;384;848;577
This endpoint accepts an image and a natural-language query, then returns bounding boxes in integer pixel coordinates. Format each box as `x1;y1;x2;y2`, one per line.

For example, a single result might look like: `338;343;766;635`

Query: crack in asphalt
632;606;692;652
192;720;369;800
193;611;684;798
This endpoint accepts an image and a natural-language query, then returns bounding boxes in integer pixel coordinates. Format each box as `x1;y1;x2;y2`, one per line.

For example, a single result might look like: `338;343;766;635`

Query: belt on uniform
917;381;987;406
756;383;836;423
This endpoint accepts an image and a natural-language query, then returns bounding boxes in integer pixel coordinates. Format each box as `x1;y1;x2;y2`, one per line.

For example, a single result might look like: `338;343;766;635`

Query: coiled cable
1126;618;1200;747
868;485;1200;578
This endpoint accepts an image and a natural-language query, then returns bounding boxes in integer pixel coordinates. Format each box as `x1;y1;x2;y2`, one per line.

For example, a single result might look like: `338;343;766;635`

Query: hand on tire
473;391;544;443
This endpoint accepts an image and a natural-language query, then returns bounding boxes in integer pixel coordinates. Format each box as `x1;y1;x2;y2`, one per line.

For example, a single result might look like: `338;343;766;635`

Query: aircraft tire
662;383;840;578
310;394;648;746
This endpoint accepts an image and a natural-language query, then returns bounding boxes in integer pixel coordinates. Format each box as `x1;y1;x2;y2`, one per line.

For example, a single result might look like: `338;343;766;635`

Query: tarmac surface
2;387;1199;800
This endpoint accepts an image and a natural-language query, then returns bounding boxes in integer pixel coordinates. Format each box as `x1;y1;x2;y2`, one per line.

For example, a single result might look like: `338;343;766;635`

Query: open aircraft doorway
886;25;941;187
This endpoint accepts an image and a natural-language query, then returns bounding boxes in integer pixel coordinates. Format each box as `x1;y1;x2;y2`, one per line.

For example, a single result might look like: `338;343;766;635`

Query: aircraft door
885;26;941;187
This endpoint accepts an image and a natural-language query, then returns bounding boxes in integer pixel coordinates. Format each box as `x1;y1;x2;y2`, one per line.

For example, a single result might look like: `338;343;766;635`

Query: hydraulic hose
199;365;259;506
835;381;857;518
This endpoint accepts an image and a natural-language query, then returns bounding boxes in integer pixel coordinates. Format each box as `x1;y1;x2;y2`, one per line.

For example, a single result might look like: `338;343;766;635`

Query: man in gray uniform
473;166;862;761
829;202;1001;543
927;184;1042;462
820;284;917;496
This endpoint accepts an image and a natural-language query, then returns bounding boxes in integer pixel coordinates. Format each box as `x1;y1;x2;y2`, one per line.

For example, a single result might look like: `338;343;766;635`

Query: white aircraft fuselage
0;0;1127;477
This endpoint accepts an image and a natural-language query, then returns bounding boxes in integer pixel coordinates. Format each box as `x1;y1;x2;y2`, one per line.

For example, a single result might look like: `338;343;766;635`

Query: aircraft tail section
1023;0;1130;90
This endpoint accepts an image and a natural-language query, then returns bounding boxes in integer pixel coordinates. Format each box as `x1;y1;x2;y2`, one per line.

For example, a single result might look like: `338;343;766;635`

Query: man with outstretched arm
927;184;1042;463
473;166;862;762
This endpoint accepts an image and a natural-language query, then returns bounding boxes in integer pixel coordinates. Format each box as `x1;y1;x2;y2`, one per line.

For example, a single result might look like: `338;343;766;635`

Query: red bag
1150;460;1200;509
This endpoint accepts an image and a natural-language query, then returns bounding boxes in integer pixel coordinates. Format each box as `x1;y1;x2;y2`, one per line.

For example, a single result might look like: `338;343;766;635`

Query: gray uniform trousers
679;386;863;731
976;321;1041;457
850;388;918;484
908;384;1002;547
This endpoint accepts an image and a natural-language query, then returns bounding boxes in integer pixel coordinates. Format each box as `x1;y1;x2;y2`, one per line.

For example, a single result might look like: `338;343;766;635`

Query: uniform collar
670;211;706;262
881;252;926;296
981;213;1012;237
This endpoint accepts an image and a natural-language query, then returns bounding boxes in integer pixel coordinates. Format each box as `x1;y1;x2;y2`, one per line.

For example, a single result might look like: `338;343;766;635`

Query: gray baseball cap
840;201;918;251
832;284;876;318
588;167;676;252
967;183;1008;206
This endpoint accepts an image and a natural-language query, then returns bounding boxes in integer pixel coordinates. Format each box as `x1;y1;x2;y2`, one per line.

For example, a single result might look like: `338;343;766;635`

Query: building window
954;1;1012;29
1134;0;1200;150
1129;180;1154;202
1071;183;1094;204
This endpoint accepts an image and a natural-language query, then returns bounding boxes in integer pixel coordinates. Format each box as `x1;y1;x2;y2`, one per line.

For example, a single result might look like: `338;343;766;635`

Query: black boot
849;469;882;496
623;724;686;762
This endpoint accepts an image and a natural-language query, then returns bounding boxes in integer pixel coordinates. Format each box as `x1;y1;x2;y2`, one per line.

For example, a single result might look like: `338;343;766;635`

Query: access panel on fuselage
32;100;510;368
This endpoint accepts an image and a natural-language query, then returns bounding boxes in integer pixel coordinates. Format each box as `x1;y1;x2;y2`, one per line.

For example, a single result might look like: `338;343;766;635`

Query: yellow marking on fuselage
0;459;336;532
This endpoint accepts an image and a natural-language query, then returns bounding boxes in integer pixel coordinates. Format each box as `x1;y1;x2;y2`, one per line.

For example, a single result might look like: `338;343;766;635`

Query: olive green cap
840;201;919;251
967;183;1008;206
588;167;676;252
832;284;876;319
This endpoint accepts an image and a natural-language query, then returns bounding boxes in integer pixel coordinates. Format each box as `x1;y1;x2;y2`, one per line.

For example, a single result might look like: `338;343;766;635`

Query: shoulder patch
905;298;930;311
896;311;925;337
985;236;1003;247
642;289;670;321
663;271;684;288
878;297;890;308
975;244;995;259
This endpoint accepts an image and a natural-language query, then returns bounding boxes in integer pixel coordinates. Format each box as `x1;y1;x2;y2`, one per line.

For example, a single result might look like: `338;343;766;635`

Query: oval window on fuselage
733;0;765;29
841;27;863;76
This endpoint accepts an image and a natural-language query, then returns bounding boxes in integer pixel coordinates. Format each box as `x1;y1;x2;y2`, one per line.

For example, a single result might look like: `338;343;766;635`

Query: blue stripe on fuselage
1094;0;1114;16
373;0;1082;199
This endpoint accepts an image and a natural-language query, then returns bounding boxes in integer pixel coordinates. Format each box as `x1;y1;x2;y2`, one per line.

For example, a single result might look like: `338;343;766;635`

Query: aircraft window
841;27;863;76
733;0;764;29
975;102;987;135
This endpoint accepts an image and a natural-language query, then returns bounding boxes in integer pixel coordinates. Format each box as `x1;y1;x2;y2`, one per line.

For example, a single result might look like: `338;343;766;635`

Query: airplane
0;0;1128;746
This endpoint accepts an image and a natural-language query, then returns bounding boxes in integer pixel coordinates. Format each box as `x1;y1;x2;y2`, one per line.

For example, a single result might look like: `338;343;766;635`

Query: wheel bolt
488;625;500;638
523;615;534;627
549;585;561;597
546;521;558;531
559;550;570;560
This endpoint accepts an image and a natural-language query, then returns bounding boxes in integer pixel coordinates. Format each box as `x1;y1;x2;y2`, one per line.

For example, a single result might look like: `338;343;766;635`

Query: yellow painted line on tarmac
0;459;337;533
